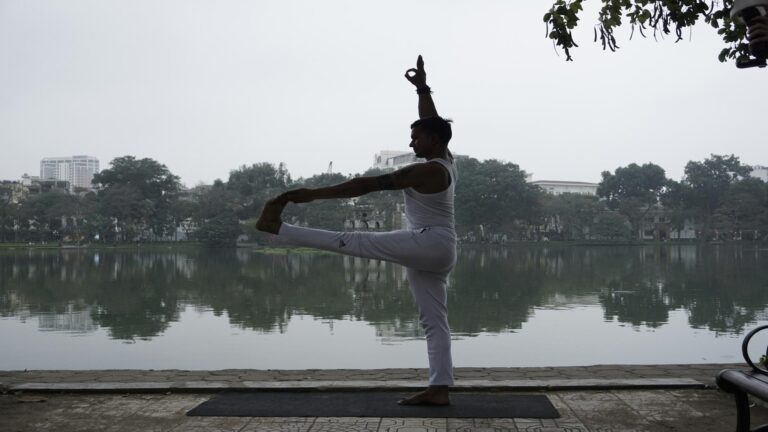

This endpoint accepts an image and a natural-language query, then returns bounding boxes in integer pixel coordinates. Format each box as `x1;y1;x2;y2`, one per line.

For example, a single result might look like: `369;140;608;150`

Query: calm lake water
1;244;767;370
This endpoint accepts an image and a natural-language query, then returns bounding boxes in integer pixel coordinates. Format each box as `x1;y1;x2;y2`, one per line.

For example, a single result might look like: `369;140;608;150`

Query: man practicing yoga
256;55;457;406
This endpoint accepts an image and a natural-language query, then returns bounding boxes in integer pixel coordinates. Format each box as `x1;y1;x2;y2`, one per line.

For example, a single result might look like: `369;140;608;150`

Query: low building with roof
530;180;599;196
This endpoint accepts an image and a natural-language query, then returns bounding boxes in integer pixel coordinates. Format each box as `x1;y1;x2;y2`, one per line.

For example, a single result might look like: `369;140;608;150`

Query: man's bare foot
397;386;450;406
256;198;285;234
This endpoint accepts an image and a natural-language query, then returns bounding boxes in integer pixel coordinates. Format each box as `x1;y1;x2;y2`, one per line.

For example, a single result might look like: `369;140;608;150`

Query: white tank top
403;157;457;231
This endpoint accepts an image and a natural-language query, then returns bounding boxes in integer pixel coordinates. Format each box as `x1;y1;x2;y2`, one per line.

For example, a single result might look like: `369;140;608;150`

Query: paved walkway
2;364;768;431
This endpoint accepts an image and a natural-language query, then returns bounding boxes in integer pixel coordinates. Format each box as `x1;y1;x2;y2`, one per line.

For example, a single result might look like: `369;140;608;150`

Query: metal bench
717;324;768;432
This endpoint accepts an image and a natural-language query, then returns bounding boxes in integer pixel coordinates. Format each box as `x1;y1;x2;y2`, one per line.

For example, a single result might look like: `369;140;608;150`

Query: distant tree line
0;153;765;246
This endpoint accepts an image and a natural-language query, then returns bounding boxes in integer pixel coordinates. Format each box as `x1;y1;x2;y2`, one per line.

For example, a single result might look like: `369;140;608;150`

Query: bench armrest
742;325;768;375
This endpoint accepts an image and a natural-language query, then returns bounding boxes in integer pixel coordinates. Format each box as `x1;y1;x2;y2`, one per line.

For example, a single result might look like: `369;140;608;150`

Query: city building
372;150;469;172
751;164;768;182
40;155;99;190
21;174;70;196
373;150;422;171
0;181;25;204
638;206;696;241
531;180;599;195
344;205;387;230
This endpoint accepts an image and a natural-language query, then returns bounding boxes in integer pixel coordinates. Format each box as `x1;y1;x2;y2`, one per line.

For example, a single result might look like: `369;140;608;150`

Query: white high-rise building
40;156;99;190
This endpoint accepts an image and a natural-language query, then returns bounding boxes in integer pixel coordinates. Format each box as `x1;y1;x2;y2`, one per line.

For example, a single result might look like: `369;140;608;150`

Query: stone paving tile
105;418;185;432
474;417;521;431
38;394;148;419
452;426;515;431
379;418;447;432
2;395;134;432
64;394;157;417
310;417;381;431
612;390;704;416
0;396;55;432
445;418;474;431
557;391;653;431
544;394;585;426
131;394;211;418
168;416;253;432
29;417;122;432
515;424;586;432
241;420;313;432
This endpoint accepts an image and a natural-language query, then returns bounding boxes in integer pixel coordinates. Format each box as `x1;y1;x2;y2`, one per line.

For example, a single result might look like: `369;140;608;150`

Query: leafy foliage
226;163;291;220
542;193;605;240
454;157;543;237
666;154;753;239
598;163;667;239
593;210;633;239
194;210;242;247
288;173;351;230
92;156;181;240
5;153;767;245
545;0;752;63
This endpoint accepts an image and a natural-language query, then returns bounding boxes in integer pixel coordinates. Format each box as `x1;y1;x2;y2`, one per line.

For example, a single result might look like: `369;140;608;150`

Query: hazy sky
1;0;765;188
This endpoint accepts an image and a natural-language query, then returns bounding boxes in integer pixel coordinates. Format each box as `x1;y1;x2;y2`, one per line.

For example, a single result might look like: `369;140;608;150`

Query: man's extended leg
258;198;455;270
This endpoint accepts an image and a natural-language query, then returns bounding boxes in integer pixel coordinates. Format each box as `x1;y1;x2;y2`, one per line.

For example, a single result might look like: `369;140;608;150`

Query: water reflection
1;245;766;341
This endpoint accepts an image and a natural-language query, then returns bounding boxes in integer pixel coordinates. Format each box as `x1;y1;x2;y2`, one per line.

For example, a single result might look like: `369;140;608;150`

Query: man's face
409;127;435;158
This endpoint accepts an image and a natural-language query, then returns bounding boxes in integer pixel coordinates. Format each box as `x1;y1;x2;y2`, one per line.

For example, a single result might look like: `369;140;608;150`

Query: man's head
409;116;452;158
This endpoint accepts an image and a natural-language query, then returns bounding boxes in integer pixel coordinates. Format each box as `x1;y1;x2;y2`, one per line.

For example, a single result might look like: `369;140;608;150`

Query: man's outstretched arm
405;55;438;119
277;164;443;204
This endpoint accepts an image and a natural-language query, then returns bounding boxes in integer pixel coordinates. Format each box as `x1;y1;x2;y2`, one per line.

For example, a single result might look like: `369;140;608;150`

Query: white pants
277;223;457;386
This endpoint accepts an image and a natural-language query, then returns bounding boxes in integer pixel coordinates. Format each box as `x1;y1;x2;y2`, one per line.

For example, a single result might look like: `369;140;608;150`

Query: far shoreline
0;239;764;251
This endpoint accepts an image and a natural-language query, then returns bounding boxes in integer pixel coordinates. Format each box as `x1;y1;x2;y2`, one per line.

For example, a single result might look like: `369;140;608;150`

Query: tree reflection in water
0;244;766;341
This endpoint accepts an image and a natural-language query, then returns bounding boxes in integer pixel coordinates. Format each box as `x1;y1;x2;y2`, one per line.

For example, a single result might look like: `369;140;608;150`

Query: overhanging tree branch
544;0;752;63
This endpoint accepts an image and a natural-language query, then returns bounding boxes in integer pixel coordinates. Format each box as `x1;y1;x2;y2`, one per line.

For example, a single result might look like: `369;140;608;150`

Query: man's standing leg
398;267;453;405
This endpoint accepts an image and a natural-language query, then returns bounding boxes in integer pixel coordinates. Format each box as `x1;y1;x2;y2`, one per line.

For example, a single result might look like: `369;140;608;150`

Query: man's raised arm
405;55;438;119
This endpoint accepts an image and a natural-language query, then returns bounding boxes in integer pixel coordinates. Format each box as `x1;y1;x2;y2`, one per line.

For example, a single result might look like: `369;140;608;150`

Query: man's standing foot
256;198;285;234
397;386;450;406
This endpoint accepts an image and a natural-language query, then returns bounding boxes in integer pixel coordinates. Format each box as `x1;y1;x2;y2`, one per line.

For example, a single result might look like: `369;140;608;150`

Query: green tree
168;196;197;241
226;162;291;220
598;163;667;240
92;156;182;241
193;180;239;221
542;193;604;240
673;154;752;240
287;173;351;230
712;178;768;240
592;211;632;240
17;191;82;242
545;0;752;64
0;200;17;242
195;210;242;247
455;157;543;238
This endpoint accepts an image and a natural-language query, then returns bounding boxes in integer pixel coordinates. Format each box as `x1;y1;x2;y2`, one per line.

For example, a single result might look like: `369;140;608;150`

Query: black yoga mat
187;391;559;419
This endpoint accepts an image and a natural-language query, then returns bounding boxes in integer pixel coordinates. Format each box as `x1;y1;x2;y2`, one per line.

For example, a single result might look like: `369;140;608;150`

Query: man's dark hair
411;116;453;147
